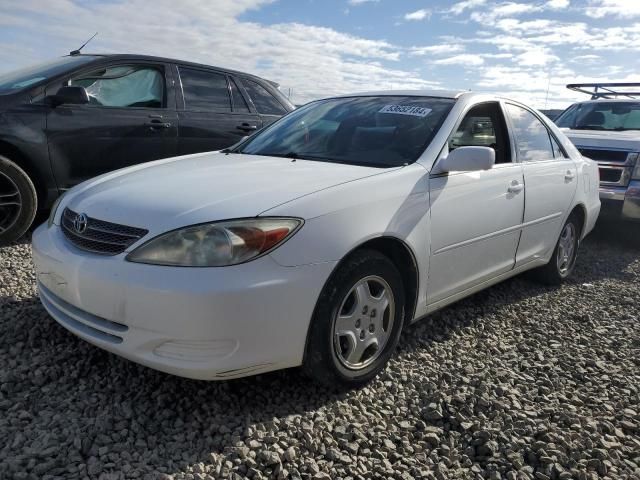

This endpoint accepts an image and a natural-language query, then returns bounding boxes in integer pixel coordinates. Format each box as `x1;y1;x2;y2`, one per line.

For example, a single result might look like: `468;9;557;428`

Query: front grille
61;208;148;255
599;168;623;183
577;147;629;163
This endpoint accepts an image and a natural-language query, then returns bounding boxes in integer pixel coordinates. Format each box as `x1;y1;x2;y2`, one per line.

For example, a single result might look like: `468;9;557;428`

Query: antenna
70;32;98;56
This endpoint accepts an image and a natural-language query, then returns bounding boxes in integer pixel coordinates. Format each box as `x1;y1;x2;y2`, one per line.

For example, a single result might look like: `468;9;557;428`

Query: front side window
449;102;511;164
237;96;455;168
556;102;640;131
69;65;165;108
0;56;97;95
179;68;230;112
506;104;554;162
243;79;287;115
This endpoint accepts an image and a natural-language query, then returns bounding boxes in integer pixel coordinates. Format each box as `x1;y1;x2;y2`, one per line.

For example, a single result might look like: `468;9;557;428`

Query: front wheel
531;213;581;285
303;250;405;388
0;155;37;245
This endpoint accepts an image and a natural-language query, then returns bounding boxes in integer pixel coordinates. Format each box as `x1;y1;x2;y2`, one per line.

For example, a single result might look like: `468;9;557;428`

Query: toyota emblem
73;213;88;234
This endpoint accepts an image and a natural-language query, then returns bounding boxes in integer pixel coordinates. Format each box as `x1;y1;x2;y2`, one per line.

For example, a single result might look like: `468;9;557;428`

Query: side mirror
439;146;495;172
47;86;89;107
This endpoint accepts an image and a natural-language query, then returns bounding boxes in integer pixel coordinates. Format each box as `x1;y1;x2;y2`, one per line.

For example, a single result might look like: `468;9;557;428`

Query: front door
46;62;178;189
503;103;578;266
427;102;525;304
175;66;262;155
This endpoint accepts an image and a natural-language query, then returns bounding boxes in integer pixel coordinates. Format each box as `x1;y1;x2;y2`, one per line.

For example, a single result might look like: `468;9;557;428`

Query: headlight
47;192;67;228
126;217;303;267
630;152;640;180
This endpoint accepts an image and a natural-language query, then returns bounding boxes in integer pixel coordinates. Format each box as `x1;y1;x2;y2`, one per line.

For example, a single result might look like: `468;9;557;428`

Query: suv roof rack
567;83;640;100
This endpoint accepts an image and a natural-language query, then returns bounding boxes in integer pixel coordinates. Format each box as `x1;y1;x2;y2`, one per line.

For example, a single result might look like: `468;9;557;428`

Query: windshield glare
556;101;640;131
237;96;455;167
0;56;96;95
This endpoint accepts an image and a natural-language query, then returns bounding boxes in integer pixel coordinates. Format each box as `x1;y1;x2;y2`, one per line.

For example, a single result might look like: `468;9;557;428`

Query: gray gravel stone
1;223;639;479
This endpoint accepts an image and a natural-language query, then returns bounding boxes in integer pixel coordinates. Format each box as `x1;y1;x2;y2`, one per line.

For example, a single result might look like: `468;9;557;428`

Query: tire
530;212;581;285
0;155;37;245
303;249;405;388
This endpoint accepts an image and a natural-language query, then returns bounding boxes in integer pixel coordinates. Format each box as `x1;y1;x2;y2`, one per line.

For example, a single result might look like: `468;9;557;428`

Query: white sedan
32;91;600;387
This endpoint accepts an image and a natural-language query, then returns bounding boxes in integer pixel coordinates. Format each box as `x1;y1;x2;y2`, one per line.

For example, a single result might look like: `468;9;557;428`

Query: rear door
46;61;178;189
504;103;578;266
175;66;261;155
239;77;290;128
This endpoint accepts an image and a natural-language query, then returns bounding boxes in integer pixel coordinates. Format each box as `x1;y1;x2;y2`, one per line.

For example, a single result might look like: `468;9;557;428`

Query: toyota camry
32;91;600;387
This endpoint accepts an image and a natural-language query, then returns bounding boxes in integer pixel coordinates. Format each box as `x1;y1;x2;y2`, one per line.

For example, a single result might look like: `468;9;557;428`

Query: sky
1;0;639;108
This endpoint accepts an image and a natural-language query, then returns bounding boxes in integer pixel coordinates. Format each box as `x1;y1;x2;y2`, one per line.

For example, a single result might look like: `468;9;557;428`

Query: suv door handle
237;123;258;132
565;170;575;181
145;119;172;130
507;180;524;194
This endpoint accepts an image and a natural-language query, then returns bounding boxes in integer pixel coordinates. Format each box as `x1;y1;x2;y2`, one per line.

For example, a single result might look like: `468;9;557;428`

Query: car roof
68;53;279;87
333;89;468;99
571;98;640;104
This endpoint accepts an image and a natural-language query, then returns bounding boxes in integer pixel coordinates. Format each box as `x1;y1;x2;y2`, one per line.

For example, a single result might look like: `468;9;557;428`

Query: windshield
0;56;97;95
236;95;455;167
556;101;640;131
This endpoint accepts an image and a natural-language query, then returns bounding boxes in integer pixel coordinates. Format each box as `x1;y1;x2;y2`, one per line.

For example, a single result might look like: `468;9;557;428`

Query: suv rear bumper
599;180;640;221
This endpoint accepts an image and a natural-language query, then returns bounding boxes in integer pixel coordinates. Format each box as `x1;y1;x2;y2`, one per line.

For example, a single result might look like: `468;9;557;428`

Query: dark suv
0;54;294;243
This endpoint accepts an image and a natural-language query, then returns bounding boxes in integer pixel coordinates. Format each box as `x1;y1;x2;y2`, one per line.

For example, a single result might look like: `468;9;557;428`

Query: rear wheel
0;155;37;245
531;212;581;285
303;250;405;388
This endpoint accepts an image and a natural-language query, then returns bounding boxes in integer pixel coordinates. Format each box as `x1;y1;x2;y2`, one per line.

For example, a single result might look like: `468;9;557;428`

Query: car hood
64;151;392;237
562;128;640;151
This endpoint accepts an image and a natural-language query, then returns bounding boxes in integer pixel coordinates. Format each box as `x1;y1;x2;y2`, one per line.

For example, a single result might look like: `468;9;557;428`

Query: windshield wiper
573;125;605;130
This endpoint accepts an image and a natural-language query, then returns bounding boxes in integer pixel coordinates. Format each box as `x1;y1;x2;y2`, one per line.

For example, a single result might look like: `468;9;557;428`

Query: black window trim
56;60;171;111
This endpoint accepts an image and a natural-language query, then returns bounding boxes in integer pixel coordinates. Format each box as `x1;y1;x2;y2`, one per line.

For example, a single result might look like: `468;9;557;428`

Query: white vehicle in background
556;83;640;222
32;91;600;387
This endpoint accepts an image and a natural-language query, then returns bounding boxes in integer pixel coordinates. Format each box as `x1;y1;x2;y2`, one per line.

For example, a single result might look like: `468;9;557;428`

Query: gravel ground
1;221;639;480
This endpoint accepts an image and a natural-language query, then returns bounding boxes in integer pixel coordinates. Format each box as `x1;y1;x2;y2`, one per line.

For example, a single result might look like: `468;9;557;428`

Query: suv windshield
0;56;97;95
237;95;455;167
556;101;640;131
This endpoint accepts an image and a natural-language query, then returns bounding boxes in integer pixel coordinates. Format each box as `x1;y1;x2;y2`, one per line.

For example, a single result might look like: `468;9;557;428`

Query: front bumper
32;223;336;380
599;180;640;221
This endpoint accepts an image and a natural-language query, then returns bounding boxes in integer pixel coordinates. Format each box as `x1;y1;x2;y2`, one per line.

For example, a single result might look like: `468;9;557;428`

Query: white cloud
446;0;487;15
546;0;570;8
409;44;465;56
0;0;443;103
348;0;379;5
586;0;640;18
433;54;485;66
404;9;431;21
470;2;542;23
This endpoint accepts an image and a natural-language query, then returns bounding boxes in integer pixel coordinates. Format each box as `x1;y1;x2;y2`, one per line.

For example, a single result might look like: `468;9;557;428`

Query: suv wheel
304;249;405;388
0;155;37;245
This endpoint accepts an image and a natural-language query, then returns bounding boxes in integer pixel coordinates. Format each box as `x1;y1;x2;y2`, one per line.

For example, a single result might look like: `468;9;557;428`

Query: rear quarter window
243;79;287;116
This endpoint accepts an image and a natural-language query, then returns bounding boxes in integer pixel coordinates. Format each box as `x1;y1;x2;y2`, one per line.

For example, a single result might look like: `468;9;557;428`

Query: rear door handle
508;180;524;194
565;170;575;181
237;123;258;132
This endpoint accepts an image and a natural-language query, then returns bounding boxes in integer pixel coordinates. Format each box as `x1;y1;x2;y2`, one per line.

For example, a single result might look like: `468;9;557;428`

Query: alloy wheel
557;222;576;275
332;275;395;370
0;171;22;235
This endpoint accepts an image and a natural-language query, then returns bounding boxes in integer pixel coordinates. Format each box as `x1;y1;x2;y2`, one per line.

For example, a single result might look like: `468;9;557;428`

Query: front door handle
237;123;258;132
565;170;575;181
508;180;524;194
145;119;172;130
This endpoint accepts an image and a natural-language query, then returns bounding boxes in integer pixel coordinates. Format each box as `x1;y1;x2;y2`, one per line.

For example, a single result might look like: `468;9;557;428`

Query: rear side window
243;79;287;115
179;67;230;112
69;65;165;108
230;77;250;113
506;104;554;162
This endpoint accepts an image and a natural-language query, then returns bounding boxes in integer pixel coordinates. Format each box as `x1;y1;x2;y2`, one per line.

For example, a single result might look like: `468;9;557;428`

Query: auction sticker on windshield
379;105;432;117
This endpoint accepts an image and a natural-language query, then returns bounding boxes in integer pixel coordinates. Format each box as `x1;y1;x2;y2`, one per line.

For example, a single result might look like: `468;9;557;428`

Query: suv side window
69;65;165;108
243;79;287;115
506;104;554;162
449;102;511;164
179;67;230;112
